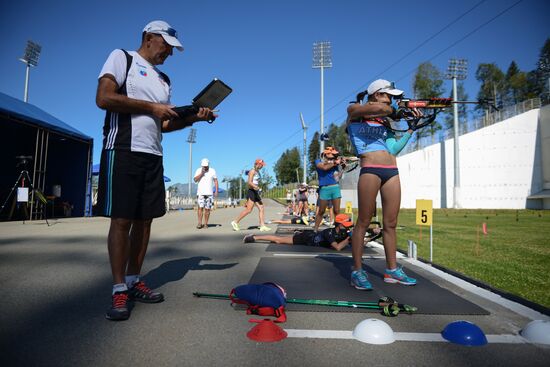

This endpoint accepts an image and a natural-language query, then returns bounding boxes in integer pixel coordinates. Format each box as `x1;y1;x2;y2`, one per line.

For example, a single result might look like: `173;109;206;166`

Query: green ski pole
193;292;417;314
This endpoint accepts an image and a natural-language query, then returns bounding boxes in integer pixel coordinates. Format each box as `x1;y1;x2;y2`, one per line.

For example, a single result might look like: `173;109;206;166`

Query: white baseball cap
143;20;183;51
367;79;404;96
201;158;209;166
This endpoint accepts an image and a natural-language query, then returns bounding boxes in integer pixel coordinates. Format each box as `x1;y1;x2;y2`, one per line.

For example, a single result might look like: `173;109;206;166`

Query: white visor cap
143;20;183;51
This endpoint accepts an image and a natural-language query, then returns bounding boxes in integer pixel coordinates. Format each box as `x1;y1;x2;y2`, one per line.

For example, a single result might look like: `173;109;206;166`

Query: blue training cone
442;320;487;346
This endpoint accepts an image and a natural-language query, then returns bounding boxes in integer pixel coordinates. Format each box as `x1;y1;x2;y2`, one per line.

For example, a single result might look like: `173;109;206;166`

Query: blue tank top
347;120;393;155
315;159;339;186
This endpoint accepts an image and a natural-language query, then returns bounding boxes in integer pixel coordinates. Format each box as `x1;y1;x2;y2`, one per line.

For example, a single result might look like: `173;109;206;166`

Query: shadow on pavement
143;256;238;289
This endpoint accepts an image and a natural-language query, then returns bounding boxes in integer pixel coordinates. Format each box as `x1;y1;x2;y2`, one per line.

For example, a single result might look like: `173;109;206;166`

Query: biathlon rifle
390;97;499;132
397;97;498;111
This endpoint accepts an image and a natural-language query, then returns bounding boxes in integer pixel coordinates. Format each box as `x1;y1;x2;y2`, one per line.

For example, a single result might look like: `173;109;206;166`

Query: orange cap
335;214;353;227
255;158;266;167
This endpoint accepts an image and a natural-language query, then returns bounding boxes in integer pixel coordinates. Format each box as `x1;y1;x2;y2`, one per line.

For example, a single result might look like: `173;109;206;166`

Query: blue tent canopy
0;92;93;219
0;92;92;141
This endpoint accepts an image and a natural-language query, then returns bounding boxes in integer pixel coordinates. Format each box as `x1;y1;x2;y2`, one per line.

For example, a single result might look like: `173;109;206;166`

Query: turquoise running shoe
350;269;372;290
384;266;417;286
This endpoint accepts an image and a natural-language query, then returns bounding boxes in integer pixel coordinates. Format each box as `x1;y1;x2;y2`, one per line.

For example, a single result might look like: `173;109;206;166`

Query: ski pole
193;292;417;313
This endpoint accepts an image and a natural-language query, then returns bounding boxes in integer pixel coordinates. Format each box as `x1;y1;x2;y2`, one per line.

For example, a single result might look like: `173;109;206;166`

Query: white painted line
394;332;445;342
286;329;353;339
284;329;527;344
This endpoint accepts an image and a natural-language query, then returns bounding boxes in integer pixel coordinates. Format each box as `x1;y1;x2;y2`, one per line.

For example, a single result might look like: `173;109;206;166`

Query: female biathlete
295;183;309;217
231;159;271;232
346;79;420;290
313;147;343;232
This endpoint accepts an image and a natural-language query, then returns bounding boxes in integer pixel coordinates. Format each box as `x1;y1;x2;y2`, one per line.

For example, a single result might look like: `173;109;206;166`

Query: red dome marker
247;319;288;342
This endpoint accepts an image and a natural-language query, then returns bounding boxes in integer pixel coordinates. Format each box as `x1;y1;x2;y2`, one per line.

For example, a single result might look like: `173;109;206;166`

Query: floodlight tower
312;41;332;152
445;58;468;209
187;128;197;198
299;113;308;184
19;40;42;103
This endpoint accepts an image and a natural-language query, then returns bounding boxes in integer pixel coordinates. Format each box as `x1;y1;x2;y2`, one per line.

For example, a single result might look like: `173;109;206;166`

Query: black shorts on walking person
247;188;263;204
96;149;166;219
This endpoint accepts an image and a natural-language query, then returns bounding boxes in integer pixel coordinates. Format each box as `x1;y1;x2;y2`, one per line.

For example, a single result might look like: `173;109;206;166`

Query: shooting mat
247;257;489;315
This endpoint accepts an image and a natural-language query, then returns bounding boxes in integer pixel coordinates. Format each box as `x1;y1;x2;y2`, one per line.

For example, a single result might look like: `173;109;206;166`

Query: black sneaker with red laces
105;291;130;321
129;281;164;303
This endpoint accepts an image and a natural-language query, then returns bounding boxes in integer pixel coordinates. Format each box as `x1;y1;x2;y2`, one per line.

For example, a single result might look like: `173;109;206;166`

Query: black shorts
247;189;263;204
292;231;316;246
360;166;399;185
96;149;166;219
290;217;306;225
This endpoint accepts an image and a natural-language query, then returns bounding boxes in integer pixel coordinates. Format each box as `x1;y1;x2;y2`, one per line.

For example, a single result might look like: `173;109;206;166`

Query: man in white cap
193;158;218;229
96;20;217;321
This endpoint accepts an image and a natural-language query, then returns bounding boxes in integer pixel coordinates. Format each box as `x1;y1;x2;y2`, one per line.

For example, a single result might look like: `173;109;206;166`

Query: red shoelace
113;292;128;308
133;281;152;294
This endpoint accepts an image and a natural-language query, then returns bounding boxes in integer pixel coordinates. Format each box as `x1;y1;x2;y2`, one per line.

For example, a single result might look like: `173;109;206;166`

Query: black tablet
172;79;232;120
192;78;232;109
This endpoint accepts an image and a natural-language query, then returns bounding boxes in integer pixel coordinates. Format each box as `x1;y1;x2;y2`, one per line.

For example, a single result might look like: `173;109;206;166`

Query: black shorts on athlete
247;188;263;204
292;231;315;245
292;228;336;248
96;149;166;219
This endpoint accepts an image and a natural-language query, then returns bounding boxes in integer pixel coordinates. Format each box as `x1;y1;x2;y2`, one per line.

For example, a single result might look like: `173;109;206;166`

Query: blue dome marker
442;320;488;346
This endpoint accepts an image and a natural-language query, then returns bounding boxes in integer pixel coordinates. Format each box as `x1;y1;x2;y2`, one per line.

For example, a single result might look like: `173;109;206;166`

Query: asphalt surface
1;199;549;367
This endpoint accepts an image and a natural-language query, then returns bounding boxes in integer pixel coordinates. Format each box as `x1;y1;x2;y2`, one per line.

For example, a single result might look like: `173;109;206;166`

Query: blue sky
1;0;549;189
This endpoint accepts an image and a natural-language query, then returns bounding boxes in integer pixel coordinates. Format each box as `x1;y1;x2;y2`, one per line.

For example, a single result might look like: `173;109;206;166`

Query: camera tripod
0;170;49;225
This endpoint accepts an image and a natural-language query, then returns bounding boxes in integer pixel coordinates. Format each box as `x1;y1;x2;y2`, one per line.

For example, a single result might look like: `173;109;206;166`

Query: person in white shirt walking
194;158;218;229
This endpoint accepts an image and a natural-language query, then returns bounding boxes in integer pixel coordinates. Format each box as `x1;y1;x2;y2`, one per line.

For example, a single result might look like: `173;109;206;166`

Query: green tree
504;61;535;105
504;61;520;105
525;70;542;100
224;176;245;199
443;81;469;132
308;131;320;180
412;62;445;146
322;123;351;155
273;147;301;185
258;170;275;191
413;62;445;98
475;63;505;112
535;38;550;102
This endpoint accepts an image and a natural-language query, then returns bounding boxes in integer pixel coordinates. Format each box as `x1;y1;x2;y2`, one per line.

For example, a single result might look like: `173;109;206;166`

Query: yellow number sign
345;201;353;214
416;199;433;226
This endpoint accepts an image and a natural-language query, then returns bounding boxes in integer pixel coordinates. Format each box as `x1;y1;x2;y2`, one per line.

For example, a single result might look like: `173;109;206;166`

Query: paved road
1;200;549;366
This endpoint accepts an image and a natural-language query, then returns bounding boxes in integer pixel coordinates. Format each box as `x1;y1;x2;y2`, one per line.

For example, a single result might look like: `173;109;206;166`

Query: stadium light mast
312;41;332;152
445;58;468;209
19;40;42;103
299;113;308;184
187;128;197;198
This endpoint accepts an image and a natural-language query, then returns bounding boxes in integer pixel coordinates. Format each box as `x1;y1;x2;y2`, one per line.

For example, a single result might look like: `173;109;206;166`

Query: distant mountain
167;182;197;196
